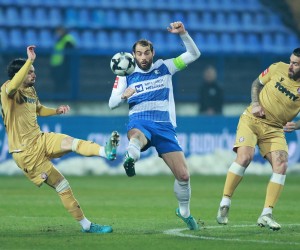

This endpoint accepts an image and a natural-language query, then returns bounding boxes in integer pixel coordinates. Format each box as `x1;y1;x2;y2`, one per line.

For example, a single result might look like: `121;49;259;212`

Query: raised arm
167;21;201;66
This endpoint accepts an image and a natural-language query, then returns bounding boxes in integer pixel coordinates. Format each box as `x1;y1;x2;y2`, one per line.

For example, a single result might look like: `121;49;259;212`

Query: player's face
133;44;154;71
288;54;300;81
23;65;36;87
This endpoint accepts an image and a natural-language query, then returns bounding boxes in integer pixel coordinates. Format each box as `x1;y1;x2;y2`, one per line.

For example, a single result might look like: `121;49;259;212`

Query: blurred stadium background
1;0;300;175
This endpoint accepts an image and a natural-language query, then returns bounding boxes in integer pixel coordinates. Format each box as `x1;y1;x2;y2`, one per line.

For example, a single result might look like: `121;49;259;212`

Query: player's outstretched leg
175;208;199;230
105;131;120;161
82;223;113;234
123;152;136;177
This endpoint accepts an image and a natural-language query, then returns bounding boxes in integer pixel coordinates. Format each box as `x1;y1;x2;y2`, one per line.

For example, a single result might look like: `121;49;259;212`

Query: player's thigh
161;151;189;181
43;132;71;158
13;148;56;187
258;125;288;158
233;115;258;151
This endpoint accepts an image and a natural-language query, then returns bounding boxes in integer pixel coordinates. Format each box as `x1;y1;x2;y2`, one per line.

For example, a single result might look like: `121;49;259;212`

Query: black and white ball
110;52;136;76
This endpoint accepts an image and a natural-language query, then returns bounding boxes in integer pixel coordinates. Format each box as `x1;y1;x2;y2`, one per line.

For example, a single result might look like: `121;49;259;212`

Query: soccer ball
110;52;136;76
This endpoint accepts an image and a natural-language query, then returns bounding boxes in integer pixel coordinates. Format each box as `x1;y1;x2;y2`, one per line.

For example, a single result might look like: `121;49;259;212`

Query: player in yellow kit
216;48;300;230
0;45;120;233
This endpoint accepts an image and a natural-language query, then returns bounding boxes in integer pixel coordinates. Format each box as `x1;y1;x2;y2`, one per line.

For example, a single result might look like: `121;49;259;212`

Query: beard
289;70;300;81
136;59;153;71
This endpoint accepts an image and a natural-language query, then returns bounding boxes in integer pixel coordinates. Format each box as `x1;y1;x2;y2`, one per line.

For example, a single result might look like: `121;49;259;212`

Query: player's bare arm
283;121;300;132
251;78;265;117
27;45;36;61
121;87;135;100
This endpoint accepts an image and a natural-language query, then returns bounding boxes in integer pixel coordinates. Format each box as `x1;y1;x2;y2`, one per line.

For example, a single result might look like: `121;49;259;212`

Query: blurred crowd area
0;0;299;115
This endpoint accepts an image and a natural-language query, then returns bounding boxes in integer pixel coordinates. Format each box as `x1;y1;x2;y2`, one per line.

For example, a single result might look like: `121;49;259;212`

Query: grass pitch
0;174;300;250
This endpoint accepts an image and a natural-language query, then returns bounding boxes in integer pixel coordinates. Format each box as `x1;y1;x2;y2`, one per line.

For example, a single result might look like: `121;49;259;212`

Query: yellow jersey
0;60;56;153
246;62;300;127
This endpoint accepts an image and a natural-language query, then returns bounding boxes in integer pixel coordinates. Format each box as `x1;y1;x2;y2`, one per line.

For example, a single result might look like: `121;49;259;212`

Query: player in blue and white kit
109;22;201;230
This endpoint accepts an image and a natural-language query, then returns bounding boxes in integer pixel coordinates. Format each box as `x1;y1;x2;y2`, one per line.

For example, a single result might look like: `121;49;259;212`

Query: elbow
194;49;201;59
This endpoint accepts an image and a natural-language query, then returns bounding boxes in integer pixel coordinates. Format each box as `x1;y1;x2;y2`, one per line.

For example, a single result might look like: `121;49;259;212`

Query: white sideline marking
163;224;300;245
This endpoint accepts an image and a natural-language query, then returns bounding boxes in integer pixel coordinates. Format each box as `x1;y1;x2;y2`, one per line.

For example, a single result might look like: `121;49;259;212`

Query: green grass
0;174;300;250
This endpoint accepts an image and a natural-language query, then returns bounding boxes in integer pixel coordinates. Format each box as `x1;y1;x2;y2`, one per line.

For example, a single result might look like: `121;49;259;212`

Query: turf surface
0;174;299;250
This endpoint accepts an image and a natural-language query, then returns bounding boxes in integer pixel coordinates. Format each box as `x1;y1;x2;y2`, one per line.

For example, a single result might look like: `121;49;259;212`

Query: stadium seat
132;11;144;29
81;31;95;49
96;31;110;50
39;29;54;48
124;31;137;49
159;11;172;29
145;11;159;29
78;9;90;28
105;10;118;28
91;10;105;28
65;9;78;28
206;33;220;53
227;12;240;32
25;29;39;47
6;7;19;27
173;11;186;24
119;10;131;29
246;33;260;53
202;12;214;31
233;33;247;53
111;31;125;50
34;8;48;28
20;7;35;27
152;31;166;54
0;29;8;48
186;12;199;30
261;33;272;53
48;8;62;27
220;33;233;53
9;29;24;48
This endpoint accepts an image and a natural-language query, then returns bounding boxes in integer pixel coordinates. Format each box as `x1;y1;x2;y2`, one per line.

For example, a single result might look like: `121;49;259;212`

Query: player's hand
251;103;265;117
121;87;135;100
27;45;36;61
56;105;70;115
167;21;186;35
283;121;297;132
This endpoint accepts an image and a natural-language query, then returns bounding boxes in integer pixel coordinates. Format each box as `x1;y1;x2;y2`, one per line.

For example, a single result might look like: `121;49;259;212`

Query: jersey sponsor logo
135;84;144;93
275;82;299;101
239;137;245;143
113;76;119;88
261;68;269;76
17;94;36;104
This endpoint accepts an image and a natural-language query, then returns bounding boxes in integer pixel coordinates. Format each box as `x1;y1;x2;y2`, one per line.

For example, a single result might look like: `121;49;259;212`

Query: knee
61;136;75;151
177;170;190;182
236;154;253;167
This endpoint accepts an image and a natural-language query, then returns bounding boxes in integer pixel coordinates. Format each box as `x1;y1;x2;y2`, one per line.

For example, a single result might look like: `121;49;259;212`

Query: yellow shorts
12;132;69;186
233;114;288;157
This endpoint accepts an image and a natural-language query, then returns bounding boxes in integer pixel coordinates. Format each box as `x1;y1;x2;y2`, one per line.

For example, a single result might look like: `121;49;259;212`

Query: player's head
288;48;300;81
7;58;26;79
132;39;154;71
7;58;36;86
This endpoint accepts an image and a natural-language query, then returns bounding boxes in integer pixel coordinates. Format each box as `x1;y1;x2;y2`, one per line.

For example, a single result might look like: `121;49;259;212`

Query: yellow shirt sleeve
36;100;57;116
258;63;278;85
6;59;33;96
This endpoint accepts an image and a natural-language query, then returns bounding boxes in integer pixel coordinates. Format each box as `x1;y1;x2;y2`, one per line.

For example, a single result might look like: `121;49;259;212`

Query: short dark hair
7;58;26;79
292;48;300;57
132;39;154;53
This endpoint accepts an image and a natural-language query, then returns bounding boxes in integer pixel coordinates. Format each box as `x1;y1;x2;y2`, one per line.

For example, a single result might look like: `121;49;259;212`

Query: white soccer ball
110;52;136;76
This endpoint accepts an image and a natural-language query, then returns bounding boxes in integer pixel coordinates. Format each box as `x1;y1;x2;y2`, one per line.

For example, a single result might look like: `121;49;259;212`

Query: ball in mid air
110;52;136;76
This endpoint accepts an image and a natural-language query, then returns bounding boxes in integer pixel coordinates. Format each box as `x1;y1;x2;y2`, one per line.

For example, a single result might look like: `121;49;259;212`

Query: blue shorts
127;119;182;155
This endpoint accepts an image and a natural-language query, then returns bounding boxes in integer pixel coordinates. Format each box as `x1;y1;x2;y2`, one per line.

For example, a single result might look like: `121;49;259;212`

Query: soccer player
216;48;300;231
109;21;201;230
0;45;119;233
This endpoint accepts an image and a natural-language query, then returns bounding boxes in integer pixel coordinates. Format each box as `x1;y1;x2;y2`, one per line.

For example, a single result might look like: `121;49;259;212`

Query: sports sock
263;173;285;211
127;138;142;161
223;162;246;198
174;179;191;218
220;196;231;207
58;188;85;221
72;139;100;157
79;217;92;230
